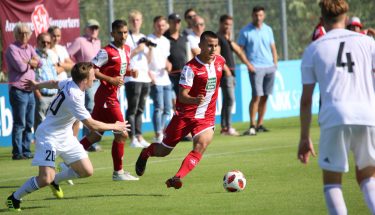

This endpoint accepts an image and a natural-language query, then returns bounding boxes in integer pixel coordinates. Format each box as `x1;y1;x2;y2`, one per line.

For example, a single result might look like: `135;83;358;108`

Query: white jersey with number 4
301;29;375;129
35;79;91;148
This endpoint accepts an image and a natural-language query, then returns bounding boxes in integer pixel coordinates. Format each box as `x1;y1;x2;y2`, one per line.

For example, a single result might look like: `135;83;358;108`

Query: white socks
54;167;79;184
14;177;39;200
361;177;375;214
324;184;347;215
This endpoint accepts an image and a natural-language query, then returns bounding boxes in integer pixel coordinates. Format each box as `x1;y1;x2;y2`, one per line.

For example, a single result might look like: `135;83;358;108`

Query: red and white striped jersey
92;43;131;108
176;55;225;120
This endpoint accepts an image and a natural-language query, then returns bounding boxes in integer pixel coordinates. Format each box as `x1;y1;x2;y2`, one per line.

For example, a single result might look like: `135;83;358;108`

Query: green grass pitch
0;116;369;214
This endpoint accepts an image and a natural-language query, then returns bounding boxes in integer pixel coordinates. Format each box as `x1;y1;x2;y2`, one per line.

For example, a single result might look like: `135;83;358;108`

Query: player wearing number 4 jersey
298;0;375;214
5;62;130;211
79;19;139;181
135;31;225;189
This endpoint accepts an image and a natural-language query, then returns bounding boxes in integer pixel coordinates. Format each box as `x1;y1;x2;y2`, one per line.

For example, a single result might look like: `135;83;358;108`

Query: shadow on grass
0;206;46;212
22;193;167;202
0;185;20;189
54;193;168;200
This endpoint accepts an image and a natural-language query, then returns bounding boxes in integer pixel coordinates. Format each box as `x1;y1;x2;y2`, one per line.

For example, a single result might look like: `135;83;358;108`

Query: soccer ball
223;170;246;192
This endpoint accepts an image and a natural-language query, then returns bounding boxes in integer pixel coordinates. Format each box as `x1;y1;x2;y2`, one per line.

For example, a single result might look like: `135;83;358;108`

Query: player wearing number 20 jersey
34;79;91;162
301;29;375;129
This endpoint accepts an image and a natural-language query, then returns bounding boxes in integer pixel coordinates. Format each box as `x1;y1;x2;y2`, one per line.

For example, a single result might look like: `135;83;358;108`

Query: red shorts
162;115;215;148
91;106;124;124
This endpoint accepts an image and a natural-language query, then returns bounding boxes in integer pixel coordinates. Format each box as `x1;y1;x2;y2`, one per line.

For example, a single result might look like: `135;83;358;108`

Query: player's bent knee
77;166;94;178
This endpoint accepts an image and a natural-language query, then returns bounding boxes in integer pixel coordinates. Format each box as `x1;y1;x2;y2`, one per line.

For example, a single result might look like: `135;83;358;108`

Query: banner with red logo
0;0;80;72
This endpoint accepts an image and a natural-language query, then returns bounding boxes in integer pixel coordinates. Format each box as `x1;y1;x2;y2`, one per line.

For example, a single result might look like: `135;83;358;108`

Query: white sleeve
301;45;317;84
188;35;199;49
179;65;194;88
91;49;108;68
68;90;91;121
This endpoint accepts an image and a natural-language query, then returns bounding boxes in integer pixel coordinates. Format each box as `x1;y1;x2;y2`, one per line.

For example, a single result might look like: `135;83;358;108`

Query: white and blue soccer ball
223;170;247;192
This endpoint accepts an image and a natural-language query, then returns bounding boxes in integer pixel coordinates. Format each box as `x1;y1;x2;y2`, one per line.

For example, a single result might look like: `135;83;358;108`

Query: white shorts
319;125;375;172
32;135;88;168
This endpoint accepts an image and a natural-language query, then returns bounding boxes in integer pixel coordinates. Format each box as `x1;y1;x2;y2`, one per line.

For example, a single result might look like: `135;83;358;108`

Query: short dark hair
112;19;127;31
184;8;196;19
71;62;93;83
153;15;166;24
252;5;265;13
219;14;233;23
47;26;60;34
36;32;50;44
200;31;218;42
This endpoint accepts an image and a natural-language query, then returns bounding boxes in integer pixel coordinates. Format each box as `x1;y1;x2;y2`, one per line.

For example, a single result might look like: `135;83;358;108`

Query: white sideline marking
0;144;296;183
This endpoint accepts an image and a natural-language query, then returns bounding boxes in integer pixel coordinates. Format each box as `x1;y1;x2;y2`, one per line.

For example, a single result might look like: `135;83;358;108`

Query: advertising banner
0;0;80;72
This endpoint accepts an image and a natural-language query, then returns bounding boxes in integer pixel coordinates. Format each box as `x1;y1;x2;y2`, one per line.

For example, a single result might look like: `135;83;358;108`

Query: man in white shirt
187;16;205;58
125;10;152;148
6;62;129;212
47;26;74;81
147;16;172;143
298;0;375;214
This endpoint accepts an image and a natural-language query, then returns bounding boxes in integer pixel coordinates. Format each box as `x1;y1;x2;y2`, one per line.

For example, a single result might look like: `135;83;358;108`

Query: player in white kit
6;62;130;211
298;0;375;214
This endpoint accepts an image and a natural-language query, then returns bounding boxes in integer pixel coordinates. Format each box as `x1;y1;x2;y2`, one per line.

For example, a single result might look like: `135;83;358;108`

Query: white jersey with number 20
35;79;91;148
301;29;375;129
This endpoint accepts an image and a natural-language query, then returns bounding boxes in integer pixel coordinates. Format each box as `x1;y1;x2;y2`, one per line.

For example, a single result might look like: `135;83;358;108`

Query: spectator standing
187;16;206;57
68;19;102;151
34;32;58;129
5;23;40;160
47;26;74;80
164;13;187;98
237;6;278;135
125;10;152;148
217;14;254;136
80;20;139;181
148;16;172;143
298;0;375;214
182;8;197;36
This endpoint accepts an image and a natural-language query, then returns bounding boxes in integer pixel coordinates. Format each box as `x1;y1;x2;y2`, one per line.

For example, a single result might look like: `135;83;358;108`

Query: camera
138;37;157;47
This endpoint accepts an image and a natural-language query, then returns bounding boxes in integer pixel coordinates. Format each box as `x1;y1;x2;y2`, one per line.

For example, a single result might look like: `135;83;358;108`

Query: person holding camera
147;16;173;143
124;10;153;148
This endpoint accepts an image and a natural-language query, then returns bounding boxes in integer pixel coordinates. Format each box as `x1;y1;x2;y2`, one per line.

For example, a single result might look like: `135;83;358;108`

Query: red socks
140;143;157;159
112;141;125;171
175;150;202;179
80;137;92;150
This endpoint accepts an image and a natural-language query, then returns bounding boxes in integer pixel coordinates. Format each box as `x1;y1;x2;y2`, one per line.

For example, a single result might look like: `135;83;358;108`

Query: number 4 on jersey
336;42;355;73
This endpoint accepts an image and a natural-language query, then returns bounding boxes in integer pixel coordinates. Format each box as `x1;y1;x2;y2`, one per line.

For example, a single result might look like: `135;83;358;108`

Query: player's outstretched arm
23;79;59;91
81;118;130;133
